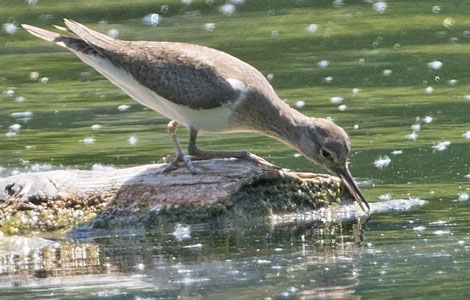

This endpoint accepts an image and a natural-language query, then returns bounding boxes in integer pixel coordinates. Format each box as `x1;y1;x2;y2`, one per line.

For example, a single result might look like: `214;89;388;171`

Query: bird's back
27;19;276;111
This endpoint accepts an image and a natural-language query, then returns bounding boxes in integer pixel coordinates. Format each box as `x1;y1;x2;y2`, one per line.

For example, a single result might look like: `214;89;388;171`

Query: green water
1;0;470;298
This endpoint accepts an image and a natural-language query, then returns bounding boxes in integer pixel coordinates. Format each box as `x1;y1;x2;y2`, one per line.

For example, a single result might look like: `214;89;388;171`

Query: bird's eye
321;149;332;159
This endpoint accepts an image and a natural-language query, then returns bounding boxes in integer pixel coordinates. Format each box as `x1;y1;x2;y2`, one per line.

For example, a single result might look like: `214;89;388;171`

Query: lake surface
1;0;470;298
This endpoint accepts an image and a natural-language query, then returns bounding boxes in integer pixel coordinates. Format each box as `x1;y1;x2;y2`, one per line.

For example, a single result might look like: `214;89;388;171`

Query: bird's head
296;118;370;212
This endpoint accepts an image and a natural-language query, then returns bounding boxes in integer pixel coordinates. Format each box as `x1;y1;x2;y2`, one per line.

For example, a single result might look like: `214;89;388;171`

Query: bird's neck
241;92;311;150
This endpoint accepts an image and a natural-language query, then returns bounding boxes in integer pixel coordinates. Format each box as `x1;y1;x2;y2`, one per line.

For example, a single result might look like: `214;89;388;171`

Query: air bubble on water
305;24;318;33
160;4;169;13
425;86;433;94
118;104;130;111
203;23;216;31
374;155;391;169
407;131;418;141
330;96;343;104
11;111;33;121
423;116;433;124
434;230;450;235
3;23;18;35
81;137;95;145
219;4;236;15
39;77;49;84
128;135;138;146
9;124;21;132
107;29;119;38
391;150;403;155
338;104;347;111
373;1;387;13
295;101;305;108
462;131;470;139
449;79;457;86
413;226;426;231
136;263;145;271
91;124;102;131
354;124;359;129
173;224;191;242
5;88;15;97
181;0;192;5
465;174;470;179
383;69;392;76
428;60;443;70
378;193;393;201
432;6;441;14
318;60;329;68
411;123;421;132
458;192;469;201
142;13;161;26
15;96;25;103
352;88;360;95
465;95;470;101
443;17;455;29
5;131;16;138
332;0;344;8
432;141;451;152
29;72;39;81
323;76;333;83
266;73;274;81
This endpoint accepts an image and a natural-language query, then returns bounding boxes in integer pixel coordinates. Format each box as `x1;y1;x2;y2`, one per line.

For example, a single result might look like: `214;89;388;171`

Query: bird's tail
22;24;67;47
22;21;109;56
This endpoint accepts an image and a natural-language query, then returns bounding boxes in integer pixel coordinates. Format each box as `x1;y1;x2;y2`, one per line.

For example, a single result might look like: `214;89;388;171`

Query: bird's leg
162;120;196;175
188;128;280;170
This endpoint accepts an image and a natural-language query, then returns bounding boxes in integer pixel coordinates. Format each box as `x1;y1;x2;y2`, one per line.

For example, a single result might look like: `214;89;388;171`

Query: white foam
128;135;138;146
383;69;392;76
317;60;329;68
305;24;318;33
91;124;102;131
219;4;236;15
373;1;387;13
423;116;433;124
203;23;216;31
82;137;95;145
330;96;343;104
173;224;191;242
142;13;161;27
107;29;119;38
295;101;305;108
432;141;451;152
374;155;391;169
428;60;443;70
2;23;18;35
117;104;130;111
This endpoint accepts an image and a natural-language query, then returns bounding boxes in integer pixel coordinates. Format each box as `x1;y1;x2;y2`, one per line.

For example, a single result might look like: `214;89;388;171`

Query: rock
0;159;350;234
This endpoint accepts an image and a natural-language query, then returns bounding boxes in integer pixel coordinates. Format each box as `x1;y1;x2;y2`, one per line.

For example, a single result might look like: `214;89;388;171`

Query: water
1;0;470;298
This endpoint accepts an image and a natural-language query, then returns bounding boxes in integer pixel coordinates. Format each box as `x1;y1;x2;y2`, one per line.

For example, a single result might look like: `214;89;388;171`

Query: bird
22;19;370;212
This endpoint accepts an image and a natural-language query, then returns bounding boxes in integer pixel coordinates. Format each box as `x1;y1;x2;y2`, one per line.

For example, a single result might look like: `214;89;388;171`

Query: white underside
74;52;243;132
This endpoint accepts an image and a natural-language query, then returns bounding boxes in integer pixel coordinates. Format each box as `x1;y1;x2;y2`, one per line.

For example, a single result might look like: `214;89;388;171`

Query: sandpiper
22;19;370;211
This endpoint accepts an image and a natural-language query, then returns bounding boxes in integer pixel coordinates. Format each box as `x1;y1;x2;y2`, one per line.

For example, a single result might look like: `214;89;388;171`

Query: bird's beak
337;168;370;213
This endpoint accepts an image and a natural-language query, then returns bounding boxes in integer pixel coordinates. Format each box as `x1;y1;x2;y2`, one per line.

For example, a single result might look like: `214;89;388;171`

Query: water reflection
0;220;366;299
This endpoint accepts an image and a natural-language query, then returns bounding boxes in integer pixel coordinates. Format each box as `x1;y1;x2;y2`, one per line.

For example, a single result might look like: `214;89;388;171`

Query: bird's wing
25;19;254;110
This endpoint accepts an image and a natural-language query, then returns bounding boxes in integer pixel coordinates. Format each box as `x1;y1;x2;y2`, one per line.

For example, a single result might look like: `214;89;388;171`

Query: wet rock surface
0;159;347;234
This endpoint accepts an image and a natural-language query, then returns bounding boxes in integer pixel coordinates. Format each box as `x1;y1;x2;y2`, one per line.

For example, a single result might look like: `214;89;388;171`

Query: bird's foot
161;153;196;175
